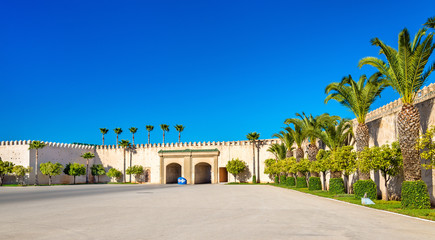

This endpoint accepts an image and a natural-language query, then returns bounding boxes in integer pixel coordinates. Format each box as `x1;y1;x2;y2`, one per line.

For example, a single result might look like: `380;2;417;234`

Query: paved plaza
0;184;434;239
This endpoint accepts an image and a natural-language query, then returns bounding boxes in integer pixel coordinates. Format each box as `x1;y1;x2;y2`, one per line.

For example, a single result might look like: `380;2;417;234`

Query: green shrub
308;177;322;191
401;180;430;209
286;177;295;186
274;176;279;184
329;178;345;194
252;175;256;184
353;179;377;200
296;177;307;188
280;175;287;184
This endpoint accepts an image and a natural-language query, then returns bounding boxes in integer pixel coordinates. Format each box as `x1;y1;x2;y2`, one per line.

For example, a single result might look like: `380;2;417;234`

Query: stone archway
194;162;212;184
166;163;182;184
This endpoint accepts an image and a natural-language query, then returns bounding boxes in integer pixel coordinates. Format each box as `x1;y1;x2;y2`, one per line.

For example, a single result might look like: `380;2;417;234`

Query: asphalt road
0;184;434;240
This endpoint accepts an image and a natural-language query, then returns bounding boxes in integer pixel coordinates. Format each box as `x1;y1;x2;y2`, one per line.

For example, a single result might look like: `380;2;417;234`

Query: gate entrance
166;163;181;184
194;163;212;184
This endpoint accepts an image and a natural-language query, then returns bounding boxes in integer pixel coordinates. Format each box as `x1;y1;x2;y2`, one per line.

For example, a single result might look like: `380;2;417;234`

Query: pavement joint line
269;185;435;224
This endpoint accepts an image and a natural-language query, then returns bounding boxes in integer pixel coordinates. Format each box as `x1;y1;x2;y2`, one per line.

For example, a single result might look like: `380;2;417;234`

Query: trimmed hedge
329;178;345;194
252;175;256;184
274;176;279;184
296;177;307;188
280;175;287;184
286;177;295;186
401;180;430;209
353;179;377;200
308;177;322;191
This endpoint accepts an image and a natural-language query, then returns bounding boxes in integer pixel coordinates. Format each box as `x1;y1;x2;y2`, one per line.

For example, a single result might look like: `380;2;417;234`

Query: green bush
296;177;307;188
274;176;279;184
280;175;287;184
252;175;256;184
353;179;377;200
329;178;345;194
308;177;322;191
286;177;295;186
401;180;430;209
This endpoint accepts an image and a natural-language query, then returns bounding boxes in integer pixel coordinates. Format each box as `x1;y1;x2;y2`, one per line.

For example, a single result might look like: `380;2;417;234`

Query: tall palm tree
174;125;185;143
114;128;123;147
284;118;306;162
319;117;354;152
247;132;260;182
272;131;294;158
295;113;335;162
425;16;435;29
160;124;169;144
267;143;287;161
325;73;386;179
99;128;109;145
359;28;435;181
119;140;131;183
129;127;138;145
146;125;154;144
80;152;95;184
325;73;386;152
28;141;46;186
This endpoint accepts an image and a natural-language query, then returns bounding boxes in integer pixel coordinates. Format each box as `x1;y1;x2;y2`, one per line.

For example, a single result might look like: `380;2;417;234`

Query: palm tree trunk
163;131;165;145
178;132;181;143
356;123;370;180
398;104;421;181
102;134;105;145
35;149;39;186
129;150;132;183
286;150;293;158
86;160;89;184
308;143;319;177
252;143;256;181
48;175;52;186
132;134;135;145
116;135;119;147
295;147;304;162
148;132;150;144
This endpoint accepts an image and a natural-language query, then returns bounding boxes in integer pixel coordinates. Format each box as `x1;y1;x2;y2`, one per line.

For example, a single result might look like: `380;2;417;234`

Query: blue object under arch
178;177;187;185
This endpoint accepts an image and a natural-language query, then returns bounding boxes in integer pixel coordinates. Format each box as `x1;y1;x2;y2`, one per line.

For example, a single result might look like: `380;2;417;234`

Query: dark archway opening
166;163;181;184
195;163;211;184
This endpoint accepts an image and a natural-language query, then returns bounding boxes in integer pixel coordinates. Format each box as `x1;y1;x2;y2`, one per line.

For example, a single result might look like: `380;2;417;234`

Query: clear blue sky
1;0;434;145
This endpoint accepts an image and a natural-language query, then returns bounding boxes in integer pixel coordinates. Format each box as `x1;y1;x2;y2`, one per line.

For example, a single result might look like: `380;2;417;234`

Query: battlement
0;140;94;149
0;139;282;150
96;138;281;150
365;82;435;122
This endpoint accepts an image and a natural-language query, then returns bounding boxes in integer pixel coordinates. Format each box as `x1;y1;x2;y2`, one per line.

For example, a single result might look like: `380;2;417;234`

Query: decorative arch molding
158;149;220;184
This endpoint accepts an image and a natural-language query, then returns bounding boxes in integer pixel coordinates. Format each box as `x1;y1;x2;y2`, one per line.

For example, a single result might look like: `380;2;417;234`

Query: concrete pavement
0;184;434;239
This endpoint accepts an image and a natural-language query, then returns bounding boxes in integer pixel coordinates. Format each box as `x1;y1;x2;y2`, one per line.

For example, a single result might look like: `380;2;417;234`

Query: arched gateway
158;149;219;184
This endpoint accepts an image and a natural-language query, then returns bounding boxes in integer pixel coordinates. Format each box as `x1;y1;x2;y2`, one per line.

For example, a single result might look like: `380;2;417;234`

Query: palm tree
160;124;169;144
174;125;185;143
295;113;335;163
28;141;46;185
80;152;95;184
129;127;138;145
319;117;354;152
247;132;260;182
146;125;154;144
283;118;306;162
114;128;123;147
272;131;294;158
119;139;131;183
99;128;109;145
425;16;435;29
267;143;287;161
325;73;386;179
359;28;435;181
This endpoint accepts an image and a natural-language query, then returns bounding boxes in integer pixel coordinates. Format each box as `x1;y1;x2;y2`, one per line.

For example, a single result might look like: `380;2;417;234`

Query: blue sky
1;0;434;145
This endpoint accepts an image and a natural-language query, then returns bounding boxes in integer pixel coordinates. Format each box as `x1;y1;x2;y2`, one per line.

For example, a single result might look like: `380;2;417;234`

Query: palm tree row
98;124;185;146
269;18;434;197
